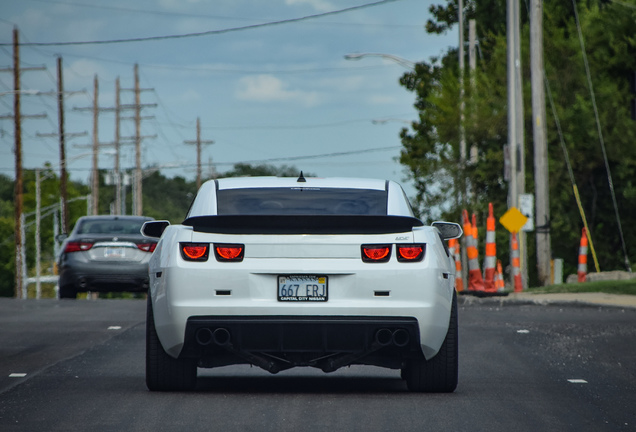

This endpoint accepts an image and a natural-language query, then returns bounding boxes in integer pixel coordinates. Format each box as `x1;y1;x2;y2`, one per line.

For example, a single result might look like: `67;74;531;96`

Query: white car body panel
147;176;459;373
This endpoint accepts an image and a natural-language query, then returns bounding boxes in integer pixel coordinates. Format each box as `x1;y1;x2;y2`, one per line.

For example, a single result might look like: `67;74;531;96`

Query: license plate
104;247;125;258
278;275;328;302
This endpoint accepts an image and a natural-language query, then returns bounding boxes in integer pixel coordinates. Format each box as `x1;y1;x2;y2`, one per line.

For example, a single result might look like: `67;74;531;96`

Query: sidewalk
460;291;636;309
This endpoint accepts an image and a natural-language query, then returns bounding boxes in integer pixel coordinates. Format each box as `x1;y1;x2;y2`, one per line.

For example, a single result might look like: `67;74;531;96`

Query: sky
0;0;458;199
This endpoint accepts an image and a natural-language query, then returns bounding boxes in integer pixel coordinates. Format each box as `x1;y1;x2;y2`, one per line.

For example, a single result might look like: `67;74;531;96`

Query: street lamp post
344;53;416;69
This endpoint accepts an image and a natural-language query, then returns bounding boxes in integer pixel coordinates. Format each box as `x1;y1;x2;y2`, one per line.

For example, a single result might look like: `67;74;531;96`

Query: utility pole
114;77;121;215
57;57;68;231
36;56;86;233
468;19;477;164
13;27;23;299
530;0;551;285
512;0;528;289
120;64;156;216
74;75;127;215
134;65;141;216
1;27;46;298
91;76;99;215
458;0;469;292
35;169;41;299
506;0;519;290
184;117;214;189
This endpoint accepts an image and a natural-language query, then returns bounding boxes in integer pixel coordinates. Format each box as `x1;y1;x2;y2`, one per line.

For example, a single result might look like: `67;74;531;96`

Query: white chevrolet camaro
142;175;462;392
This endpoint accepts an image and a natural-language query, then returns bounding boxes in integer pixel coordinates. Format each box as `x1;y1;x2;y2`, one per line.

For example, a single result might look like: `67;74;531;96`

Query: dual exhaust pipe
196;327;231;346
374;328;410;347
195;327;410;348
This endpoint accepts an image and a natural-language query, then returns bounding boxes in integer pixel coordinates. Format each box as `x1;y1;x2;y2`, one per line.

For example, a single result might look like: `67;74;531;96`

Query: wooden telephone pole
2;27;46;298
120;64;156;216
184;117;214;189
530;0;551;285
13;27;23;298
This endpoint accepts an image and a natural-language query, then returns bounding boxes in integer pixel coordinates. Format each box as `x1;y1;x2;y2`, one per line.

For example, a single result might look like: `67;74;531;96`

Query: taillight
180;243;209;261
137;243;157;253
397;244;425;262
64;242;93;253
361;244;392;263
213;243;244;262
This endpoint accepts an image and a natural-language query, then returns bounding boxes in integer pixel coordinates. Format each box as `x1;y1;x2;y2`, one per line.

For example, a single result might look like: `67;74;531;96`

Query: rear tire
403;290;458;392
146;296;197;391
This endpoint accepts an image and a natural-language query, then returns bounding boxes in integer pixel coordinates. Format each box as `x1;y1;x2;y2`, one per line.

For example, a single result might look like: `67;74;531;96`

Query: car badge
113;237;118;242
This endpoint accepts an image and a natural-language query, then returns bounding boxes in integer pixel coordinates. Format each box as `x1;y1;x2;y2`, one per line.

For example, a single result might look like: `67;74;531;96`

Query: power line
19;0;420;28
1;0;401;47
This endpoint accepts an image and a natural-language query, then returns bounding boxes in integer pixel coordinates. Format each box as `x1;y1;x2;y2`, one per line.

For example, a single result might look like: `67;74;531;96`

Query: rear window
76;219;146;235
216;187;388;215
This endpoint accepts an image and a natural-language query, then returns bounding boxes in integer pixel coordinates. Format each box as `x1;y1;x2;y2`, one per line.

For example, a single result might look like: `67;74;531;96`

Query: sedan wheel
58;285;77;299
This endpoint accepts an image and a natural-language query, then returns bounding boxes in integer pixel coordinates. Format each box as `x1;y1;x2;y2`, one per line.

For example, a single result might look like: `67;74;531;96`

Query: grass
528;278;636;296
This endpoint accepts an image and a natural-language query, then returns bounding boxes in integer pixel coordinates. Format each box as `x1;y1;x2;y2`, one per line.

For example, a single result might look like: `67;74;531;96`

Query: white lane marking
567;379;588;384
517;329;530;334
9;373;27;378
108;326;122;330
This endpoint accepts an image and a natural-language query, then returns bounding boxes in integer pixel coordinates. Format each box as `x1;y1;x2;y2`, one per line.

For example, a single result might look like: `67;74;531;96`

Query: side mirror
142;220;170;238
55;233;68;242
431;221;463;240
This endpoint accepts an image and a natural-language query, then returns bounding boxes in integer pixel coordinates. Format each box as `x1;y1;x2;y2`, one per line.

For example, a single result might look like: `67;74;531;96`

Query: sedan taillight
137;243;157;253
397;244;425;262
180;243;209;261
213;243;244;262
361;244;392;263
64;242;93;253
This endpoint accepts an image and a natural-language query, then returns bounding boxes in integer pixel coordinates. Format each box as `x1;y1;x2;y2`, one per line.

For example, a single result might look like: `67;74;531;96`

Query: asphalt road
0;297;635;432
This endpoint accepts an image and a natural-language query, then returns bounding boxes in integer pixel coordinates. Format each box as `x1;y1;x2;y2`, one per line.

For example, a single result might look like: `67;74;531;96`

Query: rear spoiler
182;215;424;235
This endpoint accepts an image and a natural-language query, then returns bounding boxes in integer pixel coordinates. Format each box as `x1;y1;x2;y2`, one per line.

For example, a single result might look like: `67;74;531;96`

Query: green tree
399;0;636;284
220;163;309;178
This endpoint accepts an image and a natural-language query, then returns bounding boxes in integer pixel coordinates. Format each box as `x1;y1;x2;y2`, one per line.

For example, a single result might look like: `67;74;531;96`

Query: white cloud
236;75;319;106
285;0;335;12
318;76;365;92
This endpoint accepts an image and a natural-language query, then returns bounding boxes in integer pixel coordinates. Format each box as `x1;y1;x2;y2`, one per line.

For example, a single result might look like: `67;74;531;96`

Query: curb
458;292;636;309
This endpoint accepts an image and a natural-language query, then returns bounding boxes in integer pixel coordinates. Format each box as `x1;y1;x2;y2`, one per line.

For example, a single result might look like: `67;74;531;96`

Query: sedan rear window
217;187;388;215
76;219;146;235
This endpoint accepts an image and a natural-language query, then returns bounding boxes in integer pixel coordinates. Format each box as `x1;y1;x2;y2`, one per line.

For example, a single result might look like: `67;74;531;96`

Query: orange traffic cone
495;259;505;292
463;210;485;293
449;238;464;292
472;213;479;259
578;228;588;282
511;232;523;292
483;203;497;292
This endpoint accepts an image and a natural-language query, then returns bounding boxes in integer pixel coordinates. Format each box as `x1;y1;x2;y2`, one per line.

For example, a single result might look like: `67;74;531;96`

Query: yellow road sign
499;207;528;233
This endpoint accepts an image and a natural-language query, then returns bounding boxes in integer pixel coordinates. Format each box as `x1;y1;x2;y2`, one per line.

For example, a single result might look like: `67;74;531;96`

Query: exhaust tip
392;329;410;347
375;328;393;346
195;328;214;346
212;328;231;346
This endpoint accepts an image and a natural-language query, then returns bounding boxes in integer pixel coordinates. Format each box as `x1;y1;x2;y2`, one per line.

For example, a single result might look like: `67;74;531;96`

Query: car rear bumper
151;261;454;362
58;261;150;292
180;316;422;372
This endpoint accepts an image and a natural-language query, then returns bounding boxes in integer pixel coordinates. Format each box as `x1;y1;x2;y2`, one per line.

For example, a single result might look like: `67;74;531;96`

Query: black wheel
58;285;77;299
146;296;197;391
403;290;458;392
